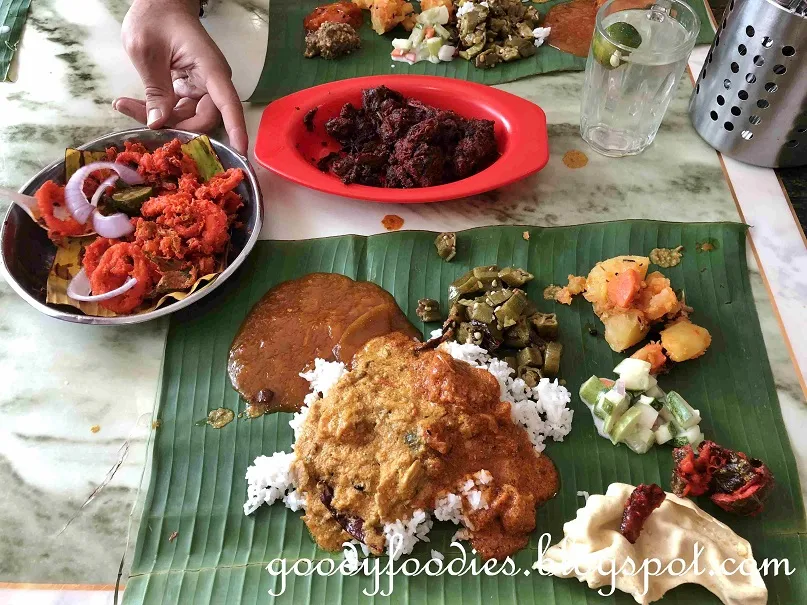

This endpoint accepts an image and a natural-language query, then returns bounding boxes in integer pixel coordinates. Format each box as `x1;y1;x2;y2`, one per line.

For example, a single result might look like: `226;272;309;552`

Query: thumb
142;71;176;129
126;41;176;128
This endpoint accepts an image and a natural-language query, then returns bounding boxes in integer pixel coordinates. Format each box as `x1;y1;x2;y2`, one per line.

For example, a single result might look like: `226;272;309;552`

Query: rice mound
244;338;574;559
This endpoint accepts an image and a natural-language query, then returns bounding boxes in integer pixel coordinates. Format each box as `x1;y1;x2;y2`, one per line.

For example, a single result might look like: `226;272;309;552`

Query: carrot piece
631;341;667;374
424;26;435;38
607;268;642;308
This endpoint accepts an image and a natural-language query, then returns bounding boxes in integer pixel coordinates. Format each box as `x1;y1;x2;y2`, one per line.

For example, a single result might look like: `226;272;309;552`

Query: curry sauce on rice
250;332;563;560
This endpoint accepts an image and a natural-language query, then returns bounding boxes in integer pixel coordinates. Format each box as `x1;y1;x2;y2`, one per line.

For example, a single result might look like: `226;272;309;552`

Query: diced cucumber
645;383;666;400
579;376;609;407
610;405;643;444
654;422;674;445
613;358;651;376
602;392;631;437
418;5;450;25
410;23;425;46
671;425;704;448
625;427;656;454
658;405;674;423
434;23;452;40
664;391;701;429
392;38;413;51
613;358;652;391
426;36;443;56
597;389;629;422
633;402;659;431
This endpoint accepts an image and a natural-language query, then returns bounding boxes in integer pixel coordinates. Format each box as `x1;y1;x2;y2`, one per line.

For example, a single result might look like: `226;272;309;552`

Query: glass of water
580;0;700;157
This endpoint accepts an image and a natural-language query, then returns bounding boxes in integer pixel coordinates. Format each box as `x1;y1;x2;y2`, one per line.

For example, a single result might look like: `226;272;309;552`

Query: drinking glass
580;0;700;157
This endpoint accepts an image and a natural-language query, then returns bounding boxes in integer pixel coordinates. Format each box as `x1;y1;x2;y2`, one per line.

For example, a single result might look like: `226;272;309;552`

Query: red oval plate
254;75;549;203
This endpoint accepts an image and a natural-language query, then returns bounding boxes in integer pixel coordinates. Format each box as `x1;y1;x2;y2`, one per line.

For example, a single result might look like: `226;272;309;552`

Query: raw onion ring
89;242;155;313
66;268;138;302
64;162;142;237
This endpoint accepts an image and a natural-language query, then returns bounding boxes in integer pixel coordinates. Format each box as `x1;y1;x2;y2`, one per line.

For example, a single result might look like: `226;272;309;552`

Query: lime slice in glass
593;22;642;69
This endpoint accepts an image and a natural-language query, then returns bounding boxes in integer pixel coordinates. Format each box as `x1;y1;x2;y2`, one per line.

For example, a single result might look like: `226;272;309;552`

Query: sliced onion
93;211;135;238
614;378;626;397
91;175;118;207
64;162;142;225
66;268;138;302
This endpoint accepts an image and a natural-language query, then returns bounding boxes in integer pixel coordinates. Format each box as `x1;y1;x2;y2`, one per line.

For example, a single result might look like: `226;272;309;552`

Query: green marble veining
29;0;111;105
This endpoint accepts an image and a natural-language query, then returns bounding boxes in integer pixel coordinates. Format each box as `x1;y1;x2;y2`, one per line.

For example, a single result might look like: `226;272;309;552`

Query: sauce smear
382;214;405;231
228;273;420;413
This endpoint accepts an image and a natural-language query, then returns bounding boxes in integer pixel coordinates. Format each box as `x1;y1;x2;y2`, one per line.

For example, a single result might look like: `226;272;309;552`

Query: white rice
439;339;574;453
243;361;346;515
434;492;464;524
244;336;574;559
383;509;432;560
243;451;297;515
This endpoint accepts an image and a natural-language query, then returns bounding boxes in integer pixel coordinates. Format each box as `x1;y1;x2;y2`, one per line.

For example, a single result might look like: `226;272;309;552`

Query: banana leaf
124;222;805;604
249;0;716;102
0;0;31;81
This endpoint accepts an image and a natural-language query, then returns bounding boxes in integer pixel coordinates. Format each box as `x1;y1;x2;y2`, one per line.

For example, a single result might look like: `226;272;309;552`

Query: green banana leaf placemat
0;0;31;81
250;0;716;102
124;222;805;604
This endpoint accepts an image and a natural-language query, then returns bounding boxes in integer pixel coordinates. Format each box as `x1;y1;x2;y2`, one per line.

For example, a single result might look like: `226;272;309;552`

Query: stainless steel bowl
0;128;263;325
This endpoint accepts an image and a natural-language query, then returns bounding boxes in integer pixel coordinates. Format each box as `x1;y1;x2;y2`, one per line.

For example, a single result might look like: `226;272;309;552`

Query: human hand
114;0;248;154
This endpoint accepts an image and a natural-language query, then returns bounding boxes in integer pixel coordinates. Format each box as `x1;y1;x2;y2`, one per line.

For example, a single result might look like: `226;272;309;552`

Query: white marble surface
0;0;805;600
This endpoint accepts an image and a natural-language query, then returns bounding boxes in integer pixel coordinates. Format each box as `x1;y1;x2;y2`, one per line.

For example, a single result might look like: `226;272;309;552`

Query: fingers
174;95;221;133
172;71;207;100
123;39;176;128
113;96;199;127
113;97;148;124
204;71;248;154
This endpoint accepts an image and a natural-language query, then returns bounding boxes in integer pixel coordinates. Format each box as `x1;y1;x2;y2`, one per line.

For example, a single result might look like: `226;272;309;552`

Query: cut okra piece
468;301;494;324
504;318;531;348
448;271;484;303
498;267;534;287
416;298;442;322
446;302;467;324
486;288;513;306
517;346;543;369
519;366;543;388
495;289;528;328
529;312;559;339
473;265;499;278
434;232;457;261
542;341;563;377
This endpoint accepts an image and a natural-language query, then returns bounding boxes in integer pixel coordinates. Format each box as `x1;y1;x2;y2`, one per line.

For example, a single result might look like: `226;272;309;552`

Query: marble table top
0;0;805;601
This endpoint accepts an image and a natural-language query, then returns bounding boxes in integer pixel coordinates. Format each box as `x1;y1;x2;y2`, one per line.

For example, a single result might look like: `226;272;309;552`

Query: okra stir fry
432;265;563;385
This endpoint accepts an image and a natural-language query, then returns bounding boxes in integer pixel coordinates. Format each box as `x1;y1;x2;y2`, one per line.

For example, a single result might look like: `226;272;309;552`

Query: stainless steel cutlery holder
689;0;806;167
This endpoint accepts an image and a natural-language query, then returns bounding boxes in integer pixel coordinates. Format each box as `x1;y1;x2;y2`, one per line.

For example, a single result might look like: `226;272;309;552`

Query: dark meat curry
228;273;420;413
293;332;559;560
317;86;499;188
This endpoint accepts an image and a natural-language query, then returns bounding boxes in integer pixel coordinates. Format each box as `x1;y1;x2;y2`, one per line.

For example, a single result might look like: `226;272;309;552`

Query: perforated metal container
689;0;807;167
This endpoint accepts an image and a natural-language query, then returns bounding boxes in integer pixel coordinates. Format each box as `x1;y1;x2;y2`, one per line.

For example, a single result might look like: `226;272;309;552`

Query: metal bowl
0;128;263;325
